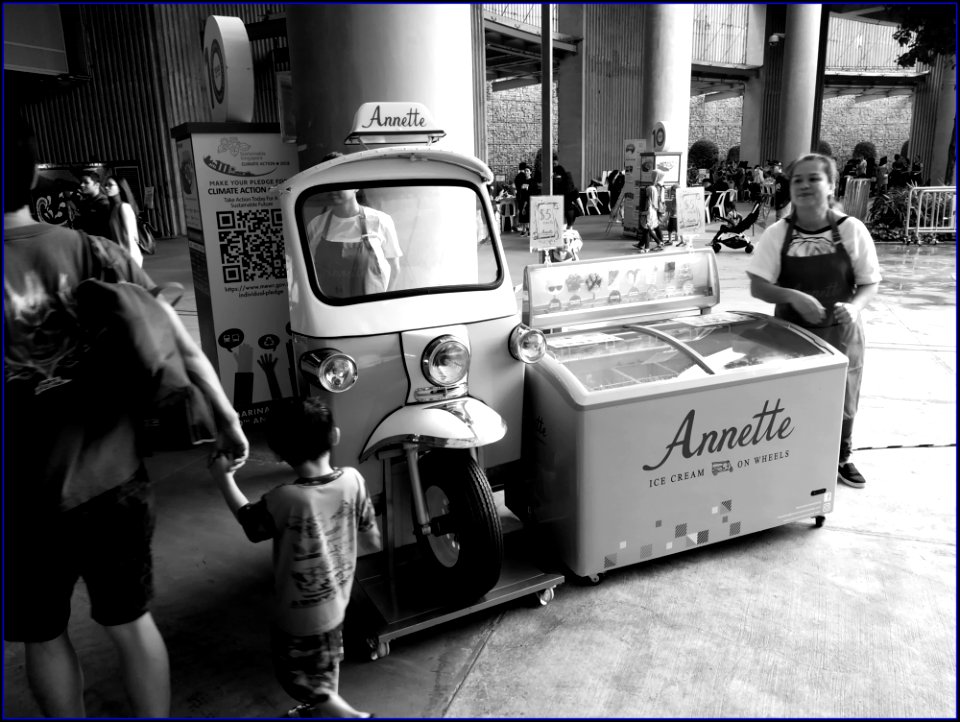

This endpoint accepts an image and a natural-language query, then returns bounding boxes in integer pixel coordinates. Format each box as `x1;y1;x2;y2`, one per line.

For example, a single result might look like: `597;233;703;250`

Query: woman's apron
775;214;864;460
313;208;387;297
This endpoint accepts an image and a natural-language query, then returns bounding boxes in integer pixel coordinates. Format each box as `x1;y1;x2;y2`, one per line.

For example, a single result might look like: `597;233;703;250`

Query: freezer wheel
535;586;555;606
814;515;826;528
367;638;390;661
585;573;603;585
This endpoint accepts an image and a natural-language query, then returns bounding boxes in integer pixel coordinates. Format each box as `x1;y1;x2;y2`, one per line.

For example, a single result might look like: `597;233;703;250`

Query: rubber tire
712;242;721;254
745;243;754;254
415;449;504;602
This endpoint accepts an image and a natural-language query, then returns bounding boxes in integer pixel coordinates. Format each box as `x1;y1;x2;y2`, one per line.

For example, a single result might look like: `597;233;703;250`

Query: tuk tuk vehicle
275;105;557;636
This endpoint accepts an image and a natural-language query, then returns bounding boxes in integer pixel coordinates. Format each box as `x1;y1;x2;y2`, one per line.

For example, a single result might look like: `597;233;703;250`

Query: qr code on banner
216;208;286;284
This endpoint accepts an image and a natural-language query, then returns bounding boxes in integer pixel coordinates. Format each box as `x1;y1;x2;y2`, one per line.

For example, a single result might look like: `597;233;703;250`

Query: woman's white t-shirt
747;214;882;287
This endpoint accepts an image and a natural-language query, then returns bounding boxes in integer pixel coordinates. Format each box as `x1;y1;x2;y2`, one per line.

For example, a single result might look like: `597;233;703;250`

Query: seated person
306;188;402;297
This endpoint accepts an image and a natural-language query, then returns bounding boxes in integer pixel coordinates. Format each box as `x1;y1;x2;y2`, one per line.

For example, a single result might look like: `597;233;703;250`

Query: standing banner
530;195;564;253
675;186;706;242
622;138;646;236
172;122;299;427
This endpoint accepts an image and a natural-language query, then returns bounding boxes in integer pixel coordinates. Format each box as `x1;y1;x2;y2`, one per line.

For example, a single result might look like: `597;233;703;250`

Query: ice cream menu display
523;249;719;330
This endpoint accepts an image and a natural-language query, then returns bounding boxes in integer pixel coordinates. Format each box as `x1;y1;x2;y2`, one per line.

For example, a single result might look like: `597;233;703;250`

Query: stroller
708;201;762;254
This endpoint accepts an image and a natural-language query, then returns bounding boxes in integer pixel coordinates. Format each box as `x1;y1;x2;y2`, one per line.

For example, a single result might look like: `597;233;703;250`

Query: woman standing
635;169;667;252
746;153;882;489
103;176;143;267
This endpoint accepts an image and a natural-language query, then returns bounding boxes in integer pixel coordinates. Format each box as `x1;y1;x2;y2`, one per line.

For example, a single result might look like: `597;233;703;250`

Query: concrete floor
4;211;956;718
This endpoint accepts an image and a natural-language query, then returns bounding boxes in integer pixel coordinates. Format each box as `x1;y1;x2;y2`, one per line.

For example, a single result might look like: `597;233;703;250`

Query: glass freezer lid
545;311;828;392
545;327;712;391
643;311;826;370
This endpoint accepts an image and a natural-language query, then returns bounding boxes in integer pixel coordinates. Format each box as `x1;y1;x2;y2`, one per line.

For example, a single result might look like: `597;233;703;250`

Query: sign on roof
344;102;447;146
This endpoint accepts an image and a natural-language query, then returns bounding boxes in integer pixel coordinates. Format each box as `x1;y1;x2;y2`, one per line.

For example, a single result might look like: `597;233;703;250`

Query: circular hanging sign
652;121;669;152
202;16;254;123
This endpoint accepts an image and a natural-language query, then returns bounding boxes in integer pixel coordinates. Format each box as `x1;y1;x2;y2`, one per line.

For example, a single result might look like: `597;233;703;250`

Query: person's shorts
272;624;345;703
4;467;155;642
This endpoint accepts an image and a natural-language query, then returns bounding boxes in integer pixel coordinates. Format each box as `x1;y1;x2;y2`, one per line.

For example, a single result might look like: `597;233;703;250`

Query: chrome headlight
421;335;470;387
509;324;546;363
300;349;358;392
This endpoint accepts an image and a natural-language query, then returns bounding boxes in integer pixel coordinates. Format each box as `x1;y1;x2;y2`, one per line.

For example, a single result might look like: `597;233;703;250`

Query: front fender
360;397;507;462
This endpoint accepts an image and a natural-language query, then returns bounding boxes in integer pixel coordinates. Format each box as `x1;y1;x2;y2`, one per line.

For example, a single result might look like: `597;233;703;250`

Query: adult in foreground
746;152;881;489
4;113;249;717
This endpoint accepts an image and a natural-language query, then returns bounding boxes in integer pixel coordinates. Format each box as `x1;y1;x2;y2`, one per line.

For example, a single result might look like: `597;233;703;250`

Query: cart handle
623;324;716;375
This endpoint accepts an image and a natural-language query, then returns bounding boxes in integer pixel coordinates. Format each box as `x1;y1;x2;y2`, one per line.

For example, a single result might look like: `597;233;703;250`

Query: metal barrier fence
905;186;956;243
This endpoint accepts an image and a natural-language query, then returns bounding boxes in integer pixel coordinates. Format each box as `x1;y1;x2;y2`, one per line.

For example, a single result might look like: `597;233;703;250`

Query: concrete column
639;5;693;184
777;5;822;165
741;78;764;169
739;5;766;168
286;5;475;167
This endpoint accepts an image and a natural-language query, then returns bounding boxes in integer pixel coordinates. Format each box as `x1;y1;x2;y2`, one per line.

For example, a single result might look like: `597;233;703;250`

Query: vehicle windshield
297;180;501;303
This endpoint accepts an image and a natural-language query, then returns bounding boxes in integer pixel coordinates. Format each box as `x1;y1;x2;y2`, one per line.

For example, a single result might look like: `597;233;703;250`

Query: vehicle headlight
300;349;358;392
509;324;546;363
421;335;470;387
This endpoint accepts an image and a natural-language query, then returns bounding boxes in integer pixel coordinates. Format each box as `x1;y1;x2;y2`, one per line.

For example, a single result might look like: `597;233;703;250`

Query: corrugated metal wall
759;7;787;165
826;16;909;72
580;6;646;178
908;54;950;183
692;4;748;65
19;4;285;239
482;4;558;33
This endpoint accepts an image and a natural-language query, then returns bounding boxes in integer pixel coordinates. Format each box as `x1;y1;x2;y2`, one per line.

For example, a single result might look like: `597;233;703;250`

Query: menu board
523;249;719;330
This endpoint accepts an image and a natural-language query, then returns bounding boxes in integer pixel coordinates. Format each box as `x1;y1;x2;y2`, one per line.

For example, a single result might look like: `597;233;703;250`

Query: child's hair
265;397;336;466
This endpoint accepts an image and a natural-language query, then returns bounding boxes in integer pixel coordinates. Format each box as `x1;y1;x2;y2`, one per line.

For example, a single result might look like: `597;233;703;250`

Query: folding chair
584;187;603;215
499;198;517;233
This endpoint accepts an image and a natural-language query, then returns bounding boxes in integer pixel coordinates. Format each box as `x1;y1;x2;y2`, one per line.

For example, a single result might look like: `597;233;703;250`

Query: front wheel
415;449;504;601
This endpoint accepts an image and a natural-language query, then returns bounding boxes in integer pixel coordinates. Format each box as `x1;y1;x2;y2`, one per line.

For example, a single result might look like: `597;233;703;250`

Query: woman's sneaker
838;462;866;488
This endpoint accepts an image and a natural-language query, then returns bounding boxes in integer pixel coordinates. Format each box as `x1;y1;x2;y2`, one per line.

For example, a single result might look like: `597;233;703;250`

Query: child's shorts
272;624;345;704
4;467;155;642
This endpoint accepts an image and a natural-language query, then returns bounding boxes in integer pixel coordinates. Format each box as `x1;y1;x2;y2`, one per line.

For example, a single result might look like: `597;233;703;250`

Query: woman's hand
832;301;860;325
789;290;827;325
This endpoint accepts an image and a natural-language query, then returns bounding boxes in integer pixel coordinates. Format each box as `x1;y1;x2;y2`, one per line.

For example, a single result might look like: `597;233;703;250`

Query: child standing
209;398;381;718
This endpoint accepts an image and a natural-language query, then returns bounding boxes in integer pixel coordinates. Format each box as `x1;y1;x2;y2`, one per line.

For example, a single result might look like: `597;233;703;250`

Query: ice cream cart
509;248;847;581
276;103;563;658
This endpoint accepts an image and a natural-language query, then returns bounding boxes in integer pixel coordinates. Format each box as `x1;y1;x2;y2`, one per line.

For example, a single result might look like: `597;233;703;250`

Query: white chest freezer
511;249;847;578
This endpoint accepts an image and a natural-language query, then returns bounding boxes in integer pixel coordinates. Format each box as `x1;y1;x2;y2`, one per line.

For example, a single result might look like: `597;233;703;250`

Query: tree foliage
885;5;957;68
688;139;719;169
817;140;834;158
853;141;877;163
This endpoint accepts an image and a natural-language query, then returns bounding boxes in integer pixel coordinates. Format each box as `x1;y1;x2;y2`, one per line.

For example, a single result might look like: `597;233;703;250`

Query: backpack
74;233;216;451
136;215;157;255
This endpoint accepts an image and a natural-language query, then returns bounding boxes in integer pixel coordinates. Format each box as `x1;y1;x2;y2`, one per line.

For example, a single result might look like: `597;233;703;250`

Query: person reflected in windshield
306;161;402;297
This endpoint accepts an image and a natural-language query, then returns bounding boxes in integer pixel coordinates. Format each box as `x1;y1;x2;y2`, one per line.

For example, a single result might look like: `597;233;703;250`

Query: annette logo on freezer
643;398;794;472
